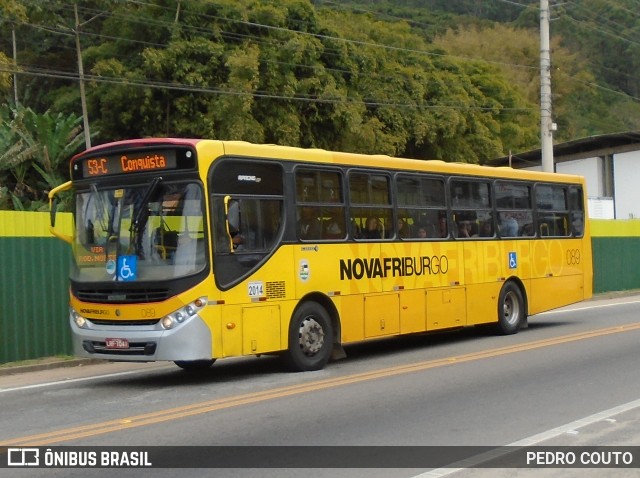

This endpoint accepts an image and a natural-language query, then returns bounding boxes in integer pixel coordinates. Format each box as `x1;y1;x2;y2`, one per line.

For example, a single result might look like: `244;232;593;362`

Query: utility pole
540;0;554;172
74;2;91;149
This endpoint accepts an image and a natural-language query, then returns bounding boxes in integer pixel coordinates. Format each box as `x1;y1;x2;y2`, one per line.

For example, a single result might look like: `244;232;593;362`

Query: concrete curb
0;359;105;377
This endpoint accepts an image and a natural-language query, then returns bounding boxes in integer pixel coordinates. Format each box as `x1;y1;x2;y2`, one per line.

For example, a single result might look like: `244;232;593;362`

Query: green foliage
0;0;638;212
0;51;11;94
431;21;640;143
0;104;84;211
2;0;539;165
550;0;640;100
0;0;27;96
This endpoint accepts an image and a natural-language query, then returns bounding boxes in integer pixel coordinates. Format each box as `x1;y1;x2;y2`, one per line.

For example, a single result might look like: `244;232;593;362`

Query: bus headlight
71;308;88;329
161;296;207;330
161;316;175;329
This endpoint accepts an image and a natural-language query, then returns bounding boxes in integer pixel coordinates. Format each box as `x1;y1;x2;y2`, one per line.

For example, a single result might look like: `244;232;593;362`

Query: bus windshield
72;181;207;283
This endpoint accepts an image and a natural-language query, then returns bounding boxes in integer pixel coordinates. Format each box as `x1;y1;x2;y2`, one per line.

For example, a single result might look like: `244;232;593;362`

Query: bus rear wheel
174;359;216;371
283;302;333;372
496;282;526;335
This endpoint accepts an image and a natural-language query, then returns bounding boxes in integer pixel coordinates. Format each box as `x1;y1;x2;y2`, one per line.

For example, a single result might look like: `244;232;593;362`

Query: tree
7;0;635;169
0;0;28;100
430;22;637;144
0;104;85;210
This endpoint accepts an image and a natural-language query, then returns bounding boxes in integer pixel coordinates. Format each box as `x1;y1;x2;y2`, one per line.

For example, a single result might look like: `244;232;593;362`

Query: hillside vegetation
1;0;639;209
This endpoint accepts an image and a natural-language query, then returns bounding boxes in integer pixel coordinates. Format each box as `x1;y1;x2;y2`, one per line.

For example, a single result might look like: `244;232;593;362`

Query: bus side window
569;186;585;237
396;175;446;240
535;184;570;237
295;169;344;241
496;181;533;238
349;171;392;241
450;180;492;239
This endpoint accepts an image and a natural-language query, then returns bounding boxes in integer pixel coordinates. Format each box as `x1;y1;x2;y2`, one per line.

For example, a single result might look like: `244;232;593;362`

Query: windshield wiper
132;176;163;233
90;183;109;235
130;177;163;257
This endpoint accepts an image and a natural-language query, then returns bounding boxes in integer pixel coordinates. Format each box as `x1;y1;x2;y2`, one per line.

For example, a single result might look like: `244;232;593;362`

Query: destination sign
79;150;177;178
71;147;198;180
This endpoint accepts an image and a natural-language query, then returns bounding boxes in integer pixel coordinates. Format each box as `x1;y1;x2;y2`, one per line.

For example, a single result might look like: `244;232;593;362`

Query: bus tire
174;359;216;371
496;281;525;335
283;302;333;372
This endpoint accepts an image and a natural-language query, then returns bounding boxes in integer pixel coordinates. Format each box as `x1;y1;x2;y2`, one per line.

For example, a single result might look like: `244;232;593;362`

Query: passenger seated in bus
474;220;493;237
362;216;382;239
437;212;448;238
521;223;535;236
323;210;344;239
457;221;472;238
499;212;519;237
299;207;321;240
397;218;410;238
417;226;428;238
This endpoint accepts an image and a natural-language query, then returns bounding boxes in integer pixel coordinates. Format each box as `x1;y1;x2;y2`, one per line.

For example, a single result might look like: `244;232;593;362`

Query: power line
562;4;640;46
6;20;462;91
558;69;640;101
490;0;532;7
0;64;536;113
7;0;543;100
8;0;635;129
36;0;542;72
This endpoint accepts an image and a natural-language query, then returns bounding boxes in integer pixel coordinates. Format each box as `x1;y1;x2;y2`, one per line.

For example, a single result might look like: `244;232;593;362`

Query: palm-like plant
0;104;86;210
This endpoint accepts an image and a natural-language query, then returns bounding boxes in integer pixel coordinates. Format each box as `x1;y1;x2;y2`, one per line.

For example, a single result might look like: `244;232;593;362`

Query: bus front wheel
283;302;333;372
496;282;526;335
174;359;216;371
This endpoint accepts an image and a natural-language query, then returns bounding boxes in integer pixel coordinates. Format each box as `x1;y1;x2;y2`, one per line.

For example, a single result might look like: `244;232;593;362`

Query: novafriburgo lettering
340;255;449;280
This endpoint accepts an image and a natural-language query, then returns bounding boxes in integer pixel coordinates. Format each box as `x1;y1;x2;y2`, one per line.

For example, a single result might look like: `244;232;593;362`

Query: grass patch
0;355;76;369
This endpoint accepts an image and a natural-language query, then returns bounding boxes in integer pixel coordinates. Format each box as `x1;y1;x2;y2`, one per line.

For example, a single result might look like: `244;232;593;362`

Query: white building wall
556;157;603;197
614;150;640;219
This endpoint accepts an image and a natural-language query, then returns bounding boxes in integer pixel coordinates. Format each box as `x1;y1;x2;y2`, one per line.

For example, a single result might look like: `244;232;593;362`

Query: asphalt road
1;293;640;478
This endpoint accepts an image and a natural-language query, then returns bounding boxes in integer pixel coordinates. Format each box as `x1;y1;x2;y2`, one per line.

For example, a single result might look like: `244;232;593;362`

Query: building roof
488;131;640;168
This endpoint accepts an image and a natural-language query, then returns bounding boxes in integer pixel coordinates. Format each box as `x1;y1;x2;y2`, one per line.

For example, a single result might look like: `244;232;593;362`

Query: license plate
105;338;129;349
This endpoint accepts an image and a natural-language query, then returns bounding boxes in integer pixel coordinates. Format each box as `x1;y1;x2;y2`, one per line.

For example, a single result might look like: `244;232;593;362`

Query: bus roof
74;138;585;185
216;140;585;185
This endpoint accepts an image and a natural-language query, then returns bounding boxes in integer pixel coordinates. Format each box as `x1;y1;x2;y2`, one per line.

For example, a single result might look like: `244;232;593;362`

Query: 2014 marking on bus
248;281;264;298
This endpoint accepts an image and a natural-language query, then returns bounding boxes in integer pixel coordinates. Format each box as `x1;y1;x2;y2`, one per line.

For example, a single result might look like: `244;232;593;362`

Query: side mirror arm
49;181;73;244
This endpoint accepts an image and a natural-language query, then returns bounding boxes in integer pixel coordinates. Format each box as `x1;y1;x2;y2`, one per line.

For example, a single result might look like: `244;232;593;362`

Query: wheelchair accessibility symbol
508;252;517;269
117;255;137;281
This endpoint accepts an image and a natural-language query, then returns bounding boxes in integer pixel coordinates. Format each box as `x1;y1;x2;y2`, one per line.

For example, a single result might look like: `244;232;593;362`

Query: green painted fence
0;211;74;363
591;220;640;294
0;212;639;364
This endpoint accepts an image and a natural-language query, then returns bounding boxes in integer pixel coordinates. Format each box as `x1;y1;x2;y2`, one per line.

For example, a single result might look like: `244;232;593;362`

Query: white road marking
539;298;640;315
412;398;640;477
0;369;149;393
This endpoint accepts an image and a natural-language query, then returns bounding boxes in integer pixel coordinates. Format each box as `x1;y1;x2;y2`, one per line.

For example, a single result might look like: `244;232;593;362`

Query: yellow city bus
49;139;592;371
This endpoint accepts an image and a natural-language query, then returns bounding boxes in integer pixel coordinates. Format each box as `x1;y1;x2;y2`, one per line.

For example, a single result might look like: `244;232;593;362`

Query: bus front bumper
70;314;213;362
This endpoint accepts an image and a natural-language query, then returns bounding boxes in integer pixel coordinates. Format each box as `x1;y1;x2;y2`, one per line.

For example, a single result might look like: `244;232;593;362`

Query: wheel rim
297;316;325;357
503;290;521;326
